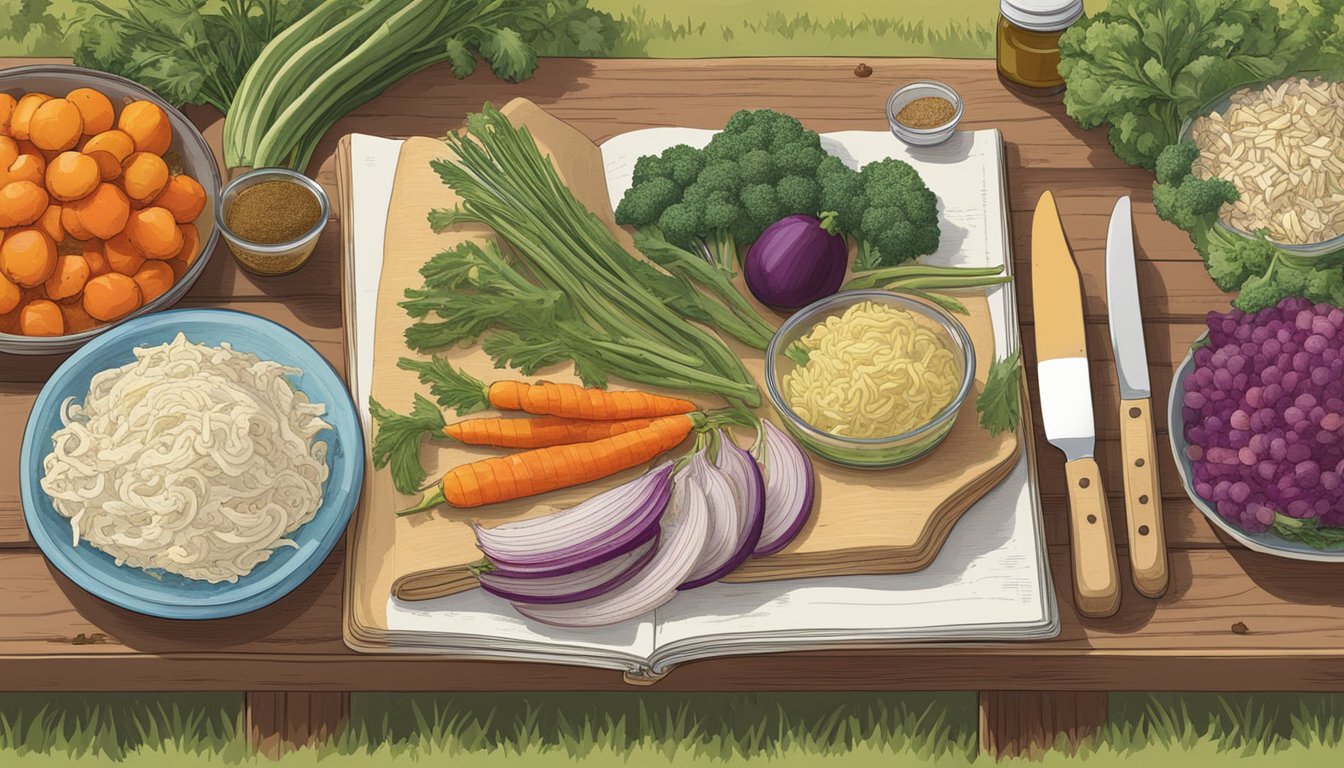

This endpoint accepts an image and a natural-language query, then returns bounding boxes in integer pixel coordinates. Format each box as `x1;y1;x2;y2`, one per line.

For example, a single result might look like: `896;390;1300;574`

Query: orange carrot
402;415;695;513
399;357;697;419
486;381;694;420
443;415;657;449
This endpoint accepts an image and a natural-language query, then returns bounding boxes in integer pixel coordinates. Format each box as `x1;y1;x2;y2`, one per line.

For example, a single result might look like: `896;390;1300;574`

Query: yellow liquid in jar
996;16;1066;92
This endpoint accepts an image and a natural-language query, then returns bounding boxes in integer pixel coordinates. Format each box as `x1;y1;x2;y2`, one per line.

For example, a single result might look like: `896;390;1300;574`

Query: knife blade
1106;196;1169;599
1031;190;1120;619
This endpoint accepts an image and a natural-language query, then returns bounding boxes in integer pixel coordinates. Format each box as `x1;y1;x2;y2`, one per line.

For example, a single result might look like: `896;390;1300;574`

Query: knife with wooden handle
1106;196;1169;598
1031;191;1121;618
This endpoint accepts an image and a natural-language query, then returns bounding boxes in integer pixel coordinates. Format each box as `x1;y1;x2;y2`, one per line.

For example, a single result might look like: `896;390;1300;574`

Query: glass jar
996;0;1084;94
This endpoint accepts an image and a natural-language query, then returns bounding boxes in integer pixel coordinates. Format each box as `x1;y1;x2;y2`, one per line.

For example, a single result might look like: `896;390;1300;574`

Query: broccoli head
657;202;703;249
819;157;940;269
615;176;681;228
775;175;819;215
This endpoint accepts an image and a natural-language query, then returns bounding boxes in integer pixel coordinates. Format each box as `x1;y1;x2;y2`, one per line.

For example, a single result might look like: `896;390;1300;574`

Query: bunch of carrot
371;363;703;514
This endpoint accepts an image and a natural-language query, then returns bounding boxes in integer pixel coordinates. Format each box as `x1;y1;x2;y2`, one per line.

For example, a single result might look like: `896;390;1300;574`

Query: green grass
1;693;1343;765
2;0;1117;59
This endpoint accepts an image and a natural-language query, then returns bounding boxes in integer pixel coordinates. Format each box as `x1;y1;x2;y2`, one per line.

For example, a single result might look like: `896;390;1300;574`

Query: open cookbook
340;108;1058;680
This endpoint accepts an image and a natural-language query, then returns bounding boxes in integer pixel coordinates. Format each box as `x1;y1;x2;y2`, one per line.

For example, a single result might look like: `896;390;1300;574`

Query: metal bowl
1168;333;1344;561
765;290;975;469
0;64;221;355
1178;77;1344;261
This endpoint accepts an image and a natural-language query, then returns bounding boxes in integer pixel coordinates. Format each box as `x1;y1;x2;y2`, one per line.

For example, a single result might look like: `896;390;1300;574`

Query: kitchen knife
1031;190;1121;619
1106;196;1169;598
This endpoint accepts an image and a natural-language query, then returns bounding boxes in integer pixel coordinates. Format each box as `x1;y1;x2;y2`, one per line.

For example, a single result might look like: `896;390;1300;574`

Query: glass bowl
216;168;328;277
885;80;963;147
1178;77;1344;262
765;290;976;469
0;64;221;356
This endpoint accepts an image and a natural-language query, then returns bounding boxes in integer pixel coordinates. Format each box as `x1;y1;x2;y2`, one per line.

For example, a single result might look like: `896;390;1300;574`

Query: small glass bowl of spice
216;168;328;276
886;81;964;147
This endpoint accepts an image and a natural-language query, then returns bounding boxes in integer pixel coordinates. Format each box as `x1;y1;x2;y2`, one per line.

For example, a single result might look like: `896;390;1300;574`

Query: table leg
978;690;1107;759
245;691;350;757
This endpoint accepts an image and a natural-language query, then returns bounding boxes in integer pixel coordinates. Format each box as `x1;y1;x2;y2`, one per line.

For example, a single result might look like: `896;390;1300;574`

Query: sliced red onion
474;464;673;574
479;523;659;580
678;437;763;589
478;537;658;604
515;468;711;628
751;420;814;556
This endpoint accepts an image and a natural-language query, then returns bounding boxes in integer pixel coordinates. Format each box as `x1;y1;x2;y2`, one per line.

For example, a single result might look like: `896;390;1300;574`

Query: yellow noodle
782;301;960;438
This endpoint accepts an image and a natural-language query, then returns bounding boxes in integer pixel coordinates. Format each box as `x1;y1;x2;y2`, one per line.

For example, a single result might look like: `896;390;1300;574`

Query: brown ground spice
895;97;955;129
225;180;322;244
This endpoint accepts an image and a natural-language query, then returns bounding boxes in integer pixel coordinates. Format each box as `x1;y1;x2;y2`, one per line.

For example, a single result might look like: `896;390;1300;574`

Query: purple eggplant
744;215;848;311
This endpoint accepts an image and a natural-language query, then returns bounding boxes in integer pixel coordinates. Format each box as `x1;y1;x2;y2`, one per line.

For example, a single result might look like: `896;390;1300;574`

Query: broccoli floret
630;154;670;186
738;149;776;185
657;203;703;249
696;161;741;194
1155;141;1200;186
1203;229;1274;292
615;176;681;228
740;184;782;226
703;197;741;231
661;144;705;187
774;143;824;177
819;158;939;269
775;175;819;215
1152;141;1239;232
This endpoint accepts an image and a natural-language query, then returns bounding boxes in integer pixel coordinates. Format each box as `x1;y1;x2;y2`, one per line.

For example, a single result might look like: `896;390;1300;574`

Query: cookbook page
598;129;1056;665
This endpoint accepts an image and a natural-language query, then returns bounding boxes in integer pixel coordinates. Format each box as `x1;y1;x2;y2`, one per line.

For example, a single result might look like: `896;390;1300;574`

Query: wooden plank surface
0;56;1322;692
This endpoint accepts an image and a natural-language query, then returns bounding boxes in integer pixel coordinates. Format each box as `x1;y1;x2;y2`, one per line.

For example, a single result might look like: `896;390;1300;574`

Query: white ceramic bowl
0;64;221;355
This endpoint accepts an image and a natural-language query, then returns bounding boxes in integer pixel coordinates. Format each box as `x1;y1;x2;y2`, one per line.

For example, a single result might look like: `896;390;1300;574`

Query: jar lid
1000;0;1084;31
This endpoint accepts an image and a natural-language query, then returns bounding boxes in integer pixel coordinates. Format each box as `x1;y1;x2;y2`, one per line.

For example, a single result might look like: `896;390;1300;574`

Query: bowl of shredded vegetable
764;290;975;468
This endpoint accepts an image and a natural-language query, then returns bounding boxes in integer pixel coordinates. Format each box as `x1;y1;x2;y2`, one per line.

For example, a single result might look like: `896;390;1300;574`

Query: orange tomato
83;272;142;321
82;129;134;181
0;94;15;137
104;232;144;275
125;206;181;259
0;180;49;227
71;183;130;240
44;253;90;300
28;99;83;152
65;88;115;135
9;93;52;141
36;204;63;242
82;241;109;276
117;101;171;156
0;135;16;170
61;204;93;241
20;299;65;336
0;272;18;314
120;152;169;203
132;259;174;303
175;223;201;265
0;227;57;287
1;153;45;187
45;151;100;202
151;175;206;223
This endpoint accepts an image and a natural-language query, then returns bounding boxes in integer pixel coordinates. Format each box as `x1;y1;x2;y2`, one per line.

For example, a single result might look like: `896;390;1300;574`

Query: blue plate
20;309;364;619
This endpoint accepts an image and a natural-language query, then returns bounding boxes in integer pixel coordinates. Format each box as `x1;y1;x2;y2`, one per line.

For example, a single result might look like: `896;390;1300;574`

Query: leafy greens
1058;0;1344;170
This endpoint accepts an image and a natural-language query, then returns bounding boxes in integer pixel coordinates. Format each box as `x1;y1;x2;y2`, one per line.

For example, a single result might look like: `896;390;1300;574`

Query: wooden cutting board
349;99;1019;607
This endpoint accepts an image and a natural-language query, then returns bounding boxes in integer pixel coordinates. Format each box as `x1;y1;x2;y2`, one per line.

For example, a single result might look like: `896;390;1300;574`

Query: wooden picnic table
1;56;1341;758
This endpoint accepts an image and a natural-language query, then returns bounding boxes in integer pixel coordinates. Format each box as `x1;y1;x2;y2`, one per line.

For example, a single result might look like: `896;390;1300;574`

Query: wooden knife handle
1064;458;1121;618
1120;397;1169;598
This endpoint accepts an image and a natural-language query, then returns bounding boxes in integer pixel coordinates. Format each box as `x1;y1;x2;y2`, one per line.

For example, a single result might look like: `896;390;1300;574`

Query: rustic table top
1;57;1339;693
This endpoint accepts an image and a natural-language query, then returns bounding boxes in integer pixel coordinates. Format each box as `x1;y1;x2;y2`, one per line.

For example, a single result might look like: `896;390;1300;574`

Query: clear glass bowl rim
764;289;977;447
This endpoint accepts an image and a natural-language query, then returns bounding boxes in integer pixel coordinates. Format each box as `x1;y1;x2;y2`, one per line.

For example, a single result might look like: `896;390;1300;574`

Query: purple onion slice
478;538;659;604
751;420;815;556
474;464;673;573
515;468;711;628
679;434;764;589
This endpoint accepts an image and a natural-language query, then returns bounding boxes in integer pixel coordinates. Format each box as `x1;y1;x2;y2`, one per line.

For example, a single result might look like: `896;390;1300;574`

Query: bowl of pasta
764;290;975;469
18;308;363;619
